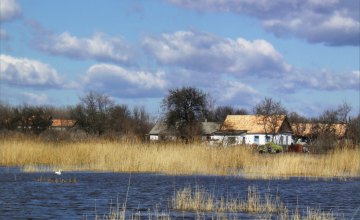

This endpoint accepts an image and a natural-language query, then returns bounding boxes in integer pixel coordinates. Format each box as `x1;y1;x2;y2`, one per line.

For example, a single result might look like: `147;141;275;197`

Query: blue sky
0;0;359;118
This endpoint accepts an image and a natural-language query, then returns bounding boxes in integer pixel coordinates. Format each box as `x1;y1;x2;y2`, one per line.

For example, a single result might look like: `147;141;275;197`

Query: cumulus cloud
165;0;359;46
38;32;135;65
0;0;21;22
211;81;261;107
0;54;65;88
277;69;360;92
143;30;291;77
83;63;168;98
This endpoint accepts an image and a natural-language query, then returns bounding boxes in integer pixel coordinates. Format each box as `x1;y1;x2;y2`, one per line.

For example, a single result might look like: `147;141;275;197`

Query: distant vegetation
1;137;359;178
0;87;359;151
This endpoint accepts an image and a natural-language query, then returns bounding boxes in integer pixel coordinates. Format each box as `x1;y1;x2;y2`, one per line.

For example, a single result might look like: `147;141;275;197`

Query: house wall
149;135;159;141
149;134;178;141
245;133;293;145
209;134;246;146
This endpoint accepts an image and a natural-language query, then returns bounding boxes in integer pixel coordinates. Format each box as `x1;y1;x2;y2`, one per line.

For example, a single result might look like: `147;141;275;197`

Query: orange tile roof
221;115;289;134
51;119;76;127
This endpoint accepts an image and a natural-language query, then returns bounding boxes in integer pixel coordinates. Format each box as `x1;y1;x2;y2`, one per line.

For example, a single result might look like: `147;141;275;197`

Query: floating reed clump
97;185;338;220
35;176;77;183
172;185;338;220
172;185;283;214
0;137;359;178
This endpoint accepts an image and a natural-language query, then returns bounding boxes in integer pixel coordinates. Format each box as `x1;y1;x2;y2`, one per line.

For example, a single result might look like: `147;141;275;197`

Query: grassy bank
0;137;359;178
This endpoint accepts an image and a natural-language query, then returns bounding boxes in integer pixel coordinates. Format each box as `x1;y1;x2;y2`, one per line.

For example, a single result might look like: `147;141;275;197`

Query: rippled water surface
0;167;359;219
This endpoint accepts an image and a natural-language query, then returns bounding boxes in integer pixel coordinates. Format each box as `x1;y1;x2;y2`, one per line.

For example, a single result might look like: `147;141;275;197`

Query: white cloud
143;30;291;77
0;0;21;21
165;0;359;46
210;81;261;107
0;54;65;88
277;69;360;92
39;32;135;64
83;63;168;98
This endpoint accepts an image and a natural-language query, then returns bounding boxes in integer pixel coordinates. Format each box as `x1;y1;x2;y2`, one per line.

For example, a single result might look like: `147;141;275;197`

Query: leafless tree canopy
253;97;287;141
209;106;248;122
162;86;210;142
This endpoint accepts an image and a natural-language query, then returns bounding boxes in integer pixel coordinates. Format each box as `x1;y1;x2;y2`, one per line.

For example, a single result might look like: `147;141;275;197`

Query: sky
0;0;359;118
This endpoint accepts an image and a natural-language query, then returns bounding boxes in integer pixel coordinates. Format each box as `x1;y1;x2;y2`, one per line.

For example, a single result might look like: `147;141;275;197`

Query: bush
258;142;283;153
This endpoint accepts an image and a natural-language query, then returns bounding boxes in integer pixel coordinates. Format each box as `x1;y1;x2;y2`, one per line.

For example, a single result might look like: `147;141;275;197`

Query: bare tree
132;106;152;141
107;104;132;135
336;102;352;123
347;113;360;145
288;111;308;143
71;91;114;135
0;102;14;130
210;106;248;122
12;105;52;134
253;97;287;142
162;86;210;142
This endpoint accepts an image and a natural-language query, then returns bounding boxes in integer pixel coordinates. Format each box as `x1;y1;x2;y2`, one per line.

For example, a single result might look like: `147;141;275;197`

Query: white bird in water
55;170;62;175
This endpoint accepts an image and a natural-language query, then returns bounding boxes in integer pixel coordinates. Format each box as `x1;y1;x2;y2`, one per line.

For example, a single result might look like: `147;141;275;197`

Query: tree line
0;87;359;146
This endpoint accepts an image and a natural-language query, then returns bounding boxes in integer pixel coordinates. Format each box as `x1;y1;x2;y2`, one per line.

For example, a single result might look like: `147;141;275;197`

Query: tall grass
0;137;359;178
98;185;338;220
172;185;337;220
173;185;284;213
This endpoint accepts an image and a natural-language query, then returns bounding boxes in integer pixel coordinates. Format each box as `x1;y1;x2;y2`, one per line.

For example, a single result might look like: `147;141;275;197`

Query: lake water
0;167;359;219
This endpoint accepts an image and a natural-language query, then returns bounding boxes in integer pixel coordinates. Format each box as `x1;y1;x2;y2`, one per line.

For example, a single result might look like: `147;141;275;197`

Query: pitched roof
51;119;76;127
221;115;290;134
291;123;346;137
201;122;221;135
148;121;178;135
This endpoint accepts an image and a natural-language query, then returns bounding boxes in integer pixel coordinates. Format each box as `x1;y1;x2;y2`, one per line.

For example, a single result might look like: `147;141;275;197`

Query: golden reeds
0;137;359;178
98;185;338;220
172;185;283;214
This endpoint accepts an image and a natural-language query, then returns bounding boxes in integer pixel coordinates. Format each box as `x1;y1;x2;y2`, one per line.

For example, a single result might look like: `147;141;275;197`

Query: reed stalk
0;137;359;178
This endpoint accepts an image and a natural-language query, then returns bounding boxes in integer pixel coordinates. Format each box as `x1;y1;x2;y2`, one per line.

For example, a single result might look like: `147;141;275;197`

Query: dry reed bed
0;138;359;178
98;185;337;220
172;185;337;220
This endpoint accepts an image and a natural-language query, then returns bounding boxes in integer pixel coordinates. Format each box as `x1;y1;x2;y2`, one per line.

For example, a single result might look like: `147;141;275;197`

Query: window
254;136;259;144
280;136;284;145
266;135;271;143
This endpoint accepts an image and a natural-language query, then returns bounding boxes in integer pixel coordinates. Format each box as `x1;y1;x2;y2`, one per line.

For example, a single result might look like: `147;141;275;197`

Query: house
148;121;178;141
291;123;347;143
50;119;77;131
200;121;221;143
148;121;221;141
218;115;293;146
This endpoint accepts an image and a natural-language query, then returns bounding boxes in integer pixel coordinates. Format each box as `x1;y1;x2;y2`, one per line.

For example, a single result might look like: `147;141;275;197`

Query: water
0;167;359;219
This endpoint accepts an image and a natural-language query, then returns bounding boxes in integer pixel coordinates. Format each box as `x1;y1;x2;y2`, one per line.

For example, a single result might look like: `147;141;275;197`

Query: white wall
208;134;246;146
149;135;159;141
244;133;293;145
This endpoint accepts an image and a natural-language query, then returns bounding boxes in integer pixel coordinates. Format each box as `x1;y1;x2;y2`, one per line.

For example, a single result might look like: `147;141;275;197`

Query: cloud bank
83;63;168;98
165;0;359;46
0;54;66;89
39;32;135;65
143;30;291;77
0;0;21;22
